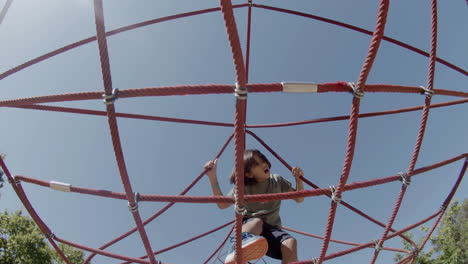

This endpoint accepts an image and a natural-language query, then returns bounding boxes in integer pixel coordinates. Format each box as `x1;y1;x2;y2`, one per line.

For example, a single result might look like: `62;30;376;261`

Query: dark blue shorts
243;218;293;260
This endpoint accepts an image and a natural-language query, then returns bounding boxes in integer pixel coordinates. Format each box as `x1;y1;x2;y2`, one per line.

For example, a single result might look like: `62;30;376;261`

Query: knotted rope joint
373;240;382;252
347;82;364;99
234;83;247;100
329;185;342;203
45;232;56;239
398;172;411;187
234;204;246;215
411;246;420;257
8;178;21;185
440;203;448;211
420;86;434;97
127;192;140;212
102;88;120;105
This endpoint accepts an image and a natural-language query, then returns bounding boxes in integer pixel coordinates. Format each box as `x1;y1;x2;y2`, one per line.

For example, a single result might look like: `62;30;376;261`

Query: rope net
0;1;467;264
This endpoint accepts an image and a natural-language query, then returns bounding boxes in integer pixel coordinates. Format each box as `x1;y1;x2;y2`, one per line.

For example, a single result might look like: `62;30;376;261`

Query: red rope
93;1;157;263
1;83;467;108
15;154;466;206
119;221;235;264
1;2;465;264
245;0;253;83
204;225;235;264
283;227;410;254
10;97;467;132
219;0;249;263
418;157;467;254
0;4;249;81
246;130;418;248
0;156;72;264
252;4;467;76
371;1;438;262
82;134;234;264
317;1;390;262
292;210;442;264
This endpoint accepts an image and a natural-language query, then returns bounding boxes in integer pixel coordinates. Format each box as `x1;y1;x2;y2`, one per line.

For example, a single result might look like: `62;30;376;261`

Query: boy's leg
280;237;298;263
242;217;263;235
224;218;268;264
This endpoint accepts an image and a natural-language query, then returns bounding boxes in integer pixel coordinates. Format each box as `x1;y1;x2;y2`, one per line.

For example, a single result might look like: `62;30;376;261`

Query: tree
431;199;467;264
0;210;88;264
394;199;468;264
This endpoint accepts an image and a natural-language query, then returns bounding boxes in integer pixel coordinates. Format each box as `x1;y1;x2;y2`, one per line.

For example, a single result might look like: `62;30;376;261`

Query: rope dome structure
0;1;466;264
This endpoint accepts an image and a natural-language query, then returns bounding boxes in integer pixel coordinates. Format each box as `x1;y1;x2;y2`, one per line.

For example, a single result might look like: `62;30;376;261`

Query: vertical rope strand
220;0;248;263
317;1;390;263
371;1;438;263
92;1;157;263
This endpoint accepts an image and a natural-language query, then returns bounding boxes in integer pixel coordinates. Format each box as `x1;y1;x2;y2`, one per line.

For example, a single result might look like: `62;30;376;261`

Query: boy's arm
204;159;231;209
290;166;304;203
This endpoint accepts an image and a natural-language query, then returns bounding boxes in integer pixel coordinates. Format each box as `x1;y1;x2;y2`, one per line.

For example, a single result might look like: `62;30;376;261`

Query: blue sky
0;0;467;263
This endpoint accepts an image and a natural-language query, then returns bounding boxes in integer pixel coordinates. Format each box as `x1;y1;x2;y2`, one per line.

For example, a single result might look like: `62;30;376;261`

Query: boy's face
246;155;270;183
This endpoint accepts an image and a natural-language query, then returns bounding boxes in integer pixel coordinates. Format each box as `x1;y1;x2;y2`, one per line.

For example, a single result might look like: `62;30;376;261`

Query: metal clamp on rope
234;204;246;215
45;232;56;239
329;185;341;204
234;83;247;100
420;86;434;97
411;246;420;257
398;172;411;187
347;82;364;99
50;181;71;192
8;178;21;185
248;0;253;7
102;88;119;105
373;240;382;252
311;257;319;264
128;192;140;212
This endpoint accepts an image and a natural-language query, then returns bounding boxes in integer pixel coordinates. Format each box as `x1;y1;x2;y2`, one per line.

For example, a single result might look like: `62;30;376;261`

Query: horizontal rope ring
127;192;140;212
329;185;342;203
102;88;120;105
234;83;247;100
347;82;364;99
420;86;434;97
398;172;411;187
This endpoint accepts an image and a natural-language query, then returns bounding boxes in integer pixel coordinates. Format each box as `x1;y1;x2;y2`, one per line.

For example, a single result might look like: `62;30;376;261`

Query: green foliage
394;199;468;264
0;210;88;264
431;199;467;264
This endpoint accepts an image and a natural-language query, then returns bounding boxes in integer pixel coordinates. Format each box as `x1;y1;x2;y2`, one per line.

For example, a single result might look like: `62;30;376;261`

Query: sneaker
224;232;268;264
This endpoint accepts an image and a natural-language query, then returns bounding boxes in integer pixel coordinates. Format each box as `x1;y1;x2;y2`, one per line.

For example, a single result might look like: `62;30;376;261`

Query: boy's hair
229;149;271;185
